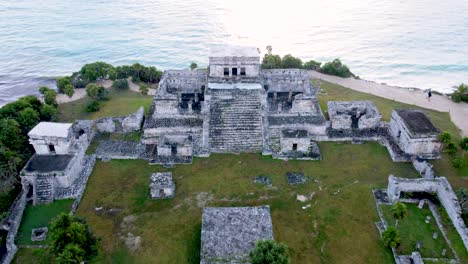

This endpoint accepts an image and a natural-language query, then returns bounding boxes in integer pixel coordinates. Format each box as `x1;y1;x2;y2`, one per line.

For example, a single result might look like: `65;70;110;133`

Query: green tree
0;145;22;194
63;84;75;98
190;62;198;70
39;86;58;107
80;61;114;82
0;118;25;152
139;84;148;95
0;100;31;119
131;63;143;82
391;202;408;226
39;104;58;121
86;100;100;112
249;240;290;264
451;83;468;103
17;107;40;132
460;137;468;151
18;96;42;113
281;54;302;69
452;158;464;169
50;213;98;263
86;84;108;101
438;132;452;144
303;60;321;70
320;59;354;78
445;142;458;155
56;77;72;94
113;79;129;90
108;68;117;81
382;227;400;248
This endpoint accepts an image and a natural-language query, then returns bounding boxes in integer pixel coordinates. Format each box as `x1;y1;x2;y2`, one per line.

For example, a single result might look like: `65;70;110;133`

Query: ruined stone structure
200;206;273;263
389;109;442;159
20;121;95;205
328;101;381;130
387;175;468;249
149;172;175;199
142;46;327;165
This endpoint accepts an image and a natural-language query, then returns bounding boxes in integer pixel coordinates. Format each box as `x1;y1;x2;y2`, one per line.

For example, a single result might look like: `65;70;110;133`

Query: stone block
122;107;144;133
95;117;116;133
286;172;306;185
150;172;175;199
31;227;48;242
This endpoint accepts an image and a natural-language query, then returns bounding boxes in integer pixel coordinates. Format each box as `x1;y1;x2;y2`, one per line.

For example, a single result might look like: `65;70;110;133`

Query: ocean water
1;0;467;105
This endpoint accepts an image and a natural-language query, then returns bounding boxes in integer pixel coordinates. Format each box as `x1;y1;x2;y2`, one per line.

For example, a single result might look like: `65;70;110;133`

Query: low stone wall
95;107;144;134
96;140;146;160
387;175;468;250
412;158;435;179
71;155;96;213
0;191;26;264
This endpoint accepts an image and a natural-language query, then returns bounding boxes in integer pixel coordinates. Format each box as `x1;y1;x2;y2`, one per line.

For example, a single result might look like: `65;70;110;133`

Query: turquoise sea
1;0;467;105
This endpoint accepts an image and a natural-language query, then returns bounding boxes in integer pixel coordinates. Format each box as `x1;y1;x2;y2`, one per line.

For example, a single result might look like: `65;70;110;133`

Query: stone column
188;100;193;114
194;93;199;103
288;91;293;102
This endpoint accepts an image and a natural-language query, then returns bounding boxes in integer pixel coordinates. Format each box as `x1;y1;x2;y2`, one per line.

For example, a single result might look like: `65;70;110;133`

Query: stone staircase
35;176;54;204
209;89;264;153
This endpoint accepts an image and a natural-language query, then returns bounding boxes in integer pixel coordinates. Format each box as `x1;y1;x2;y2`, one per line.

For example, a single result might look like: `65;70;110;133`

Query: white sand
127;77;156;96
309;71;468;136
56;80;114;104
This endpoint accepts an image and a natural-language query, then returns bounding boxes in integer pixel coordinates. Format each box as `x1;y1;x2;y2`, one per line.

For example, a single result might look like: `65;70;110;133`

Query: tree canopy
382;227;400;248
249;240;290;264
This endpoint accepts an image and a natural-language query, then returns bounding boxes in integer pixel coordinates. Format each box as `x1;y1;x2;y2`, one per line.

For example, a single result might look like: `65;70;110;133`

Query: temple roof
28;122;72;138
395;109;440;136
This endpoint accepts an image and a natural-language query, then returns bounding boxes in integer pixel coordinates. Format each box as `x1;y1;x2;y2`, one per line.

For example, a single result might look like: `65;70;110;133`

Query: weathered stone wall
122;107;144;133
327;101;381;130
30;136;72;155
0;191;26;264
95;117;116;133
387;175;468;249
412;158;435;179
281;137;310;152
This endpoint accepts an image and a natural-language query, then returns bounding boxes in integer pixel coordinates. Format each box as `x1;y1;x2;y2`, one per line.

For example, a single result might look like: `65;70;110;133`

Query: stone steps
35;176;54;204
55;155;96;199
209;89;264;153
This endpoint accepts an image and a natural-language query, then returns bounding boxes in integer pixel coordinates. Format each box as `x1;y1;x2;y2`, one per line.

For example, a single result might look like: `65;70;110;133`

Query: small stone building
327;101;381;130
200;206;274;263
149;172;175;199
389;109;441;159
21;122;94;204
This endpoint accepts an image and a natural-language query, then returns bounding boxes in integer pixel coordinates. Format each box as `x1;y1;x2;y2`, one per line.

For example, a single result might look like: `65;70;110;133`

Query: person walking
427;89;432;101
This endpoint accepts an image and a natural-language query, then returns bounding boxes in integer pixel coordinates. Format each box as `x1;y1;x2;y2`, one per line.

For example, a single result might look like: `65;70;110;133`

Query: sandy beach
309;71;468;137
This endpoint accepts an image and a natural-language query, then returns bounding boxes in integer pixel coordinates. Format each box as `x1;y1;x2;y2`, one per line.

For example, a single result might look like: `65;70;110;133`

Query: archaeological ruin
200;206;274;263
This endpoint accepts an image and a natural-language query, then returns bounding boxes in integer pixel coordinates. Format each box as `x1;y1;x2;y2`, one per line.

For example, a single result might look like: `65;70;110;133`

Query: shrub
190;62;198;70
452;93;462;103
39;86;58;107
452;158;464;169
63;84;75;98
113;79;129;90
281;54;303;69
39;104;58;121
249;240;290;264
382;227;400;248
86;84;108;101
139;84;148;95
303;60;321;70
80;61;114;82
319;59;354;78
460;137;468;151
445;142;458;155
17;107;40;132
438;132;452;144
56;77;72;94
451;83;468;103
86;100;100;112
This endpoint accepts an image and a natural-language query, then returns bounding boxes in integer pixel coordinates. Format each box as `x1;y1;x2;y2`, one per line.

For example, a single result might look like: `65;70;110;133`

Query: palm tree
391;202;408;227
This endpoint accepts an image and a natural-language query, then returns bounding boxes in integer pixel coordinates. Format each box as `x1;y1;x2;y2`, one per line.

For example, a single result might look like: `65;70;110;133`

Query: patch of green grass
71;142;420;263
12;248;50;264
15;199;74;245
57;88;152;122
381;203;453;258
316;80;468;179
437;205;468;260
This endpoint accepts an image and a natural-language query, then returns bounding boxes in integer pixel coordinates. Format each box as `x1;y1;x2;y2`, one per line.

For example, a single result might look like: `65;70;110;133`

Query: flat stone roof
200;206;273;264
144;117;203;129
282;129;308;138
208;82;262;90
28;122;72;138
268;115;326;126
395;109;440;135
24;154;74;173
209;46;259;58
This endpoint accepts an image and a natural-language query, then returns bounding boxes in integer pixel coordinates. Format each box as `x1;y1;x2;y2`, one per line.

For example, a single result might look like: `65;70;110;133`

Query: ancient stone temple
20;122;95;204
142;46;327;164
389;109;442;159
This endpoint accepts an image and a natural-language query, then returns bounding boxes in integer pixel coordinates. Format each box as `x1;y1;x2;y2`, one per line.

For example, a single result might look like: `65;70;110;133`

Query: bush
445;142;458;155
382;227;400;248
39;104;58;121
438;132;452;144
281;54;303;69
86;100;100;112
319;59;354;78
139;84;148;95
17;107;40;132
303;60;321;70
190;62;198;70
451;83;468;103
451;93;462;103
86;84;108;101
63;84;75;98
249;240;290;264
80;61;114;82
460;137;468;151
113;79;129;90
452;158;464;169
56;77;72;94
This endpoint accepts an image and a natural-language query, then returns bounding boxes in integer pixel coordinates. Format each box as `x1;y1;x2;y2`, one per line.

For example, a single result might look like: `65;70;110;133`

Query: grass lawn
73;142;419;264
15;199;74;245
57;88;153;122
381;203;453;258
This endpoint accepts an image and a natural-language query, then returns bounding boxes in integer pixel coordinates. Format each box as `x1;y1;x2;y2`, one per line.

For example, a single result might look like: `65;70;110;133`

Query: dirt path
127;77;156;96
309;71;468;136
56;80;113;104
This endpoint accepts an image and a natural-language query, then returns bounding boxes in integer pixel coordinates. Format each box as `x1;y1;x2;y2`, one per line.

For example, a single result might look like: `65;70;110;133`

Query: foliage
456;189;468;225
0;145;21;194
86;84;108;101
139;84;148;95
452;158;464;169
115;64;162;83
445;142;458;155
39;86;58;107
190;62;198;70
249;240;290;264
0;118;25;152
39;104;58;121
382;227;400;248
49;213;98;263
112;79;129;90
281;54;303;69
460;137;468;151
391;202;408;221
63;84;75;98
303;60;321;70
261;46;282;69
438;132;452;144
319;59;354;78
56;77;72;94
17;107;40;132
69;72;89;88
86;100;100;112
451;84;468;103
80;61;114;82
